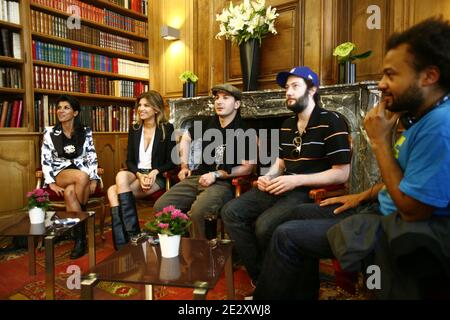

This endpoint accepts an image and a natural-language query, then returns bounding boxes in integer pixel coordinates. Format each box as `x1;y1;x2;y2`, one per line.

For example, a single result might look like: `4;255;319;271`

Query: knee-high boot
70;220;86;259
118;191;141;238
111;206;128;250
70;204;87;259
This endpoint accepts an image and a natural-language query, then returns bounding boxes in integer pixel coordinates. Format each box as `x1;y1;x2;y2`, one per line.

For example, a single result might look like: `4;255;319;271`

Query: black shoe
111;206;128;251
118;191;141;238
70;222;86;259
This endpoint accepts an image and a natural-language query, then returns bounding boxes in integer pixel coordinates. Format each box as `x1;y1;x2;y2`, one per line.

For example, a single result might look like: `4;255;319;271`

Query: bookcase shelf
0;56;24;66
32;32;149;62
0;20;22;31
85;0;148;20
0;87;25;94
30;2;148;41
34;60;148;81
34;89;138;102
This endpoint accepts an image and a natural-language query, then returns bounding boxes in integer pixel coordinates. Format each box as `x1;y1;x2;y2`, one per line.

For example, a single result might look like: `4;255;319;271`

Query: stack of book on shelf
0;28;21;58
0;0;20;24
0;99;23;128
0;66;21;88
34;95;133;132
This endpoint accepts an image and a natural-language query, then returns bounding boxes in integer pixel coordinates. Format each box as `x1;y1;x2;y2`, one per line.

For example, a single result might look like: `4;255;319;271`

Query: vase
29;207;45;224
158;233;181;258
29;222;46;235
159;256;181;281
338;61;356;84
183;81;196;98
239;38;261;91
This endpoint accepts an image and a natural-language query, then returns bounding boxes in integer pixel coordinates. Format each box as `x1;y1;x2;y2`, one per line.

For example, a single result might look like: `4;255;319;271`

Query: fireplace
168;81;382;194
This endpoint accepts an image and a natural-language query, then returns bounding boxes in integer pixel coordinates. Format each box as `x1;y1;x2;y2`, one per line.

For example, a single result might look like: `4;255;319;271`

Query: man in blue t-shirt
253;17;450;300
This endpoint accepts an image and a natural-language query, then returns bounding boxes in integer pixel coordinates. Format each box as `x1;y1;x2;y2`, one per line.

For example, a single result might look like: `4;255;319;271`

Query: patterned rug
0;223;368;300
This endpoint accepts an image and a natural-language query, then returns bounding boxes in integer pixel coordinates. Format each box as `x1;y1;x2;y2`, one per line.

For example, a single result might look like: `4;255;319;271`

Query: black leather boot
111;206;128;250
70;221;86;259
118;191;141;238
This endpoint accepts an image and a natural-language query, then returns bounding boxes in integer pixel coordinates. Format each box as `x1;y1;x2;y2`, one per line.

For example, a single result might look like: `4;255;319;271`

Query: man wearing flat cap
154;83;255;239
222;66;351;285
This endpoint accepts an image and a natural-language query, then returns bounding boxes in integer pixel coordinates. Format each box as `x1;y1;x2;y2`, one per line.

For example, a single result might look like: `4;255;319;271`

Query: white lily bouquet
215;0;279;46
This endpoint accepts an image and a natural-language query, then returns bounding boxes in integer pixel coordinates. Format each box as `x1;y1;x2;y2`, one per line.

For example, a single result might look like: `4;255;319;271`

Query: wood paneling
349;0;390;81
0;137;38;214
93;134;125;191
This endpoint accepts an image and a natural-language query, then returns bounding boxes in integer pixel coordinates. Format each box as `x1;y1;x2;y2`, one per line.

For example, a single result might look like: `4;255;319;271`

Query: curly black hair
386;16;450;91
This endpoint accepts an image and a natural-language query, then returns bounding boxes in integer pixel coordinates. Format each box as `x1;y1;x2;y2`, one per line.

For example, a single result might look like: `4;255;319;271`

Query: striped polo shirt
279;106;351;175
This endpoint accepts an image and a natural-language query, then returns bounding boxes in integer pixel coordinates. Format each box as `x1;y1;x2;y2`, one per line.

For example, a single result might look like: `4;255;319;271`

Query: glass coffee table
0;210;96;299
81;237;235;300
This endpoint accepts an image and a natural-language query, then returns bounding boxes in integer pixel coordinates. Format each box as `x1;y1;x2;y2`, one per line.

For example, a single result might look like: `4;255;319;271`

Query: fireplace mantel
168;81;382;194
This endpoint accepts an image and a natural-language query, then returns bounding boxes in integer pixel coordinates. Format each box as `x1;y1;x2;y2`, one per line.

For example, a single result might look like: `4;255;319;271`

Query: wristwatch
211;171;221;180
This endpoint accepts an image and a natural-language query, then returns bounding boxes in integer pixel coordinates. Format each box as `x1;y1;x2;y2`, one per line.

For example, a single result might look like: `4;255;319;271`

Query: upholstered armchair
35;167;107;239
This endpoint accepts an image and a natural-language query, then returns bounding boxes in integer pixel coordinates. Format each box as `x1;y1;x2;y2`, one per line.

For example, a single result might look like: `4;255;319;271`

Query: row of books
106;0;148;15
33;65;148;97
30;0;148;36
0;0;19;24
32;40;149;78
32;0;148;16
31;10;148;56
0;66;21;88
0;28;21;59
34;95;135;132
0;99;23;128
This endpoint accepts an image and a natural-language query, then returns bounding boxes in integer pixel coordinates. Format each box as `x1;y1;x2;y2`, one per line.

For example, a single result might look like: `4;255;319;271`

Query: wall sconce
160;25;180;41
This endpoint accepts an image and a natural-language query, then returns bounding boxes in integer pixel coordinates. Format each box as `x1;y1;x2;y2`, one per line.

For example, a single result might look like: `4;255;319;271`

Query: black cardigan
126;122;176;175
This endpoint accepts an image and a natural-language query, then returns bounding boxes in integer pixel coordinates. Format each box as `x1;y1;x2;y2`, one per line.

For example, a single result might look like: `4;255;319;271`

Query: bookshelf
29;0;149;134
0;0;150;212
0;0;25;130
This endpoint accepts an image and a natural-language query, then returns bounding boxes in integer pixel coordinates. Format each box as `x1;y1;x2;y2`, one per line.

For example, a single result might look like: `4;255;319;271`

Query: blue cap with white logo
276;66;319;88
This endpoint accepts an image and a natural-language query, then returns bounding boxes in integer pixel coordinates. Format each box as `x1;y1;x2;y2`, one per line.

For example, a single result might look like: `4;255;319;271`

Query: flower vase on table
146;205;191;258
26;188;50;224
158;233;181;258
28;207;45;224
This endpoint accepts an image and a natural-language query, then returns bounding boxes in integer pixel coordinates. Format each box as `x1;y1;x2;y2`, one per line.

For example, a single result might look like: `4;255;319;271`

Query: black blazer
126;122;176;176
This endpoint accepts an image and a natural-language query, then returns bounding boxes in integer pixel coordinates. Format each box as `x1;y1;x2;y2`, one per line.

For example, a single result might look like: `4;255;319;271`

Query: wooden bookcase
0;0;150;212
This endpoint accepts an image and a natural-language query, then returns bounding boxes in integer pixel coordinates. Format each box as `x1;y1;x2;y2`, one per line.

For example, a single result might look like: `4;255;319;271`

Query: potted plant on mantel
179;71;198;98
215;0;279;91
333;42;372;84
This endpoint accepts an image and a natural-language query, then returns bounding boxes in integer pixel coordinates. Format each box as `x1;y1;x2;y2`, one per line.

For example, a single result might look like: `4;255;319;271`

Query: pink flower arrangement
26;188;50;210
146;205;191;236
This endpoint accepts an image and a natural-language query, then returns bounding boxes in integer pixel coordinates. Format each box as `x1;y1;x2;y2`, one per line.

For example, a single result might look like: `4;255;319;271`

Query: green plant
145;205;191;236
179;71;199;83
215;0;279;46
333;42;372;64
26;188;50;210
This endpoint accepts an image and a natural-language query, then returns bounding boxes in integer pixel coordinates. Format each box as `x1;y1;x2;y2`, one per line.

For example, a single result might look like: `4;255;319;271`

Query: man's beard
286;92;309;114
387;82;425;113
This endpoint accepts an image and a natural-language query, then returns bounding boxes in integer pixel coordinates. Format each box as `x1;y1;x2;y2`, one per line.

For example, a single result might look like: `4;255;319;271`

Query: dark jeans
253;202;380;300
221;187;354;281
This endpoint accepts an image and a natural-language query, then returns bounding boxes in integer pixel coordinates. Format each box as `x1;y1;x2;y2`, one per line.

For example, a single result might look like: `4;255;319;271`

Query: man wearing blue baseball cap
222;66;352;286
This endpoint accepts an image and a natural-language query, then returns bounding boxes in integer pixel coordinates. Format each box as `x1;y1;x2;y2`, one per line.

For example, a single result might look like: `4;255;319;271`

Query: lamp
160;25;180;41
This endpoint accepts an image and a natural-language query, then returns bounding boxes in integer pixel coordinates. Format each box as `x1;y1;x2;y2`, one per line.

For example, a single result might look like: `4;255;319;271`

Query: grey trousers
153;176;234;239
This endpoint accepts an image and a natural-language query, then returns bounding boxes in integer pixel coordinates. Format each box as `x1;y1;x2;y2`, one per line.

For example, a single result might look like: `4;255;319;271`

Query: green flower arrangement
179;71;199;83
333;42;372;64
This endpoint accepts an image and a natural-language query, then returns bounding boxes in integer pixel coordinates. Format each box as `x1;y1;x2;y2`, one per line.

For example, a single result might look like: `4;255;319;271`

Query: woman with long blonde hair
107;91;176;249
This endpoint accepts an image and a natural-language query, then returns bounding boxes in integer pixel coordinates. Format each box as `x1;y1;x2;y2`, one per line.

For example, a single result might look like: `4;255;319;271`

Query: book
0;100;7;127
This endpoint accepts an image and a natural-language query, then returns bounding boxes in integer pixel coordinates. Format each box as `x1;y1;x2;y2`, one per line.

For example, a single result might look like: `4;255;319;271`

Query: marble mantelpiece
168;81;382;194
